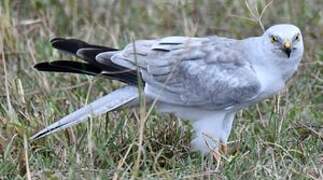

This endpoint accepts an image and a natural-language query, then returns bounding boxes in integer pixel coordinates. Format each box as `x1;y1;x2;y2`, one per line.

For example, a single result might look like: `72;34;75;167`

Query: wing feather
111;36;261;110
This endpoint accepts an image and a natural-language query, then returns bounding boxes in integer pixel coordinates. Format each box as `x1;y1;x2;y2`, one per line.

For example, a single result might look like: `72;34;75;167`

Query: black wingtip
34;62;50;71
50;37;118;55
33;62;72;73
51;38;85;54
33;38;139;85
50;37;65;43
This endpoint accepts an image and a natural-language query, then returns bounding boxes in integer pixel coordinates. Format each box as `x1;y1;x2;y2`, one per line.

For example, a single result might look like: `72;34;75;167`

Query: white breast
253;64;285;98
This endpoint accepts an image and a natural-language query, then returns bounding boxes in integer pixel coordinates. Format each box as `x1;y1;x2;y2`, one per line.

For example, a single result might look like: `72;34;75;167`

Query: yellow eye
294;33;300;41
271;35;278;43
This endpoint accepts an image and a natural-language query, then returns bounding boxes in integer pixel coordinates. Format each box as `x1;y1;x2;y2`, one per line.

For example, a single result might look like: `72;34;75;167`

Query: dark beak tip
283;48;292;58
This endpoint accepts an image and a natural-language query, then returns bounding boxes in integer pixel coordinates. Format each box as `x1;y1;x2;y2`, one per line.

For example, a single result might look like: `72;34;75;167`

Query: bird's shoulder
107;35;261;110
113;35;249;68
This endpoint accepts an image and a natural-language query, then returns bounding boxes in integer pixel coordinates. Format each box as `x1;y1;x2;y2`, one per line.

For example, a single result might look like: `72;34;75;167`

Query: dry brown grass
0;0;322;179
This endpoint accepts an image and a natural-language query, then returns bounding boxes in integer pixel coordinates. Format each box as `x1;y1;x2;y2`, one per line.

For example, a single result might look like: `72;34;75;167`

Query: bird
31;24;304;160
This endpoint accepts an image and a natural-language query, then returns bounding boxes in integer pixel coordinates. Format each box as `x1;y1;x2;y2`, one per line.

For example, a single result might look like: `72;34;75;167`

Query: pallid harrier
31;24;304;159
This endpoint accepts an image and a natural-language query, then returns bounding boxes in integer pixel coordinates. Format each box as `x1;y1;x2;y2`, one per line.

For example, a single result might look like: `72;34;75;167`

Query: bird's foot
212;143;228;162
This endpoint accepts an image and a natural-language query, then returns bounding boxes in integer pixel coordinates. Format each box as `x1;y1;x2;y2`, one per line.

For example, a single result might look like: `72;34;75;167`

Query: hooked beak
282;40;292;58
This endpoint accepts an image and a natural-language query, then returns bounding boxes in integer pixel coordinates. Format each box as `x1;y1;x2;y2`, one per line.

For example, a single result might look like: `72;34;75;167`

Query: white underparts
191;111;235;154
157;103;235;154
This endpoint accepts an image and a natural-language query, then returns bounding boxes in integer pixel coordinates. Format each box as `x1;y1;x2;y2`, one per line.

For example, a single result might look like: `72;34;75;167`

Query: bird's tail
31;86;139;140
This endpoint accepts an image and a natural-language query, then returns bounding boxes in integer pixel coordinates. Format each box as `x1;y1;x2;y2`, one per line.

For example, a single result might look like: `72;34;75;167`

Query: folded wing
99;36;261;110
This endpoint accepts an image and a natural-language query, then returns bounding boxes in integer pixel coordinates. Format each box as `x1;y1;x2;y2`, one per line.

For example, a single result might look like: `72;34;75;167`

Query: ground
0;0;322;179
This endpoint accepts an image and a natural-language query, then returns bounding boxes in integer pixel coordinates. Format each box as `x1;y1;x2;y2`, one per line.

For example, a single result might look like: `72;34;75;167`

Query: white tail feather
31;86;138;140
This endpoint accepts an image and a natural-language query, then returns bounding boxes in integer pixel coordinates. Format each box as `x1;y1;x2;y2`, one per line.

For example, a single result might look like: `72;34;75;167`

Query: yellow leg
212;143;228;161
220;143;228;154
212;149;221;161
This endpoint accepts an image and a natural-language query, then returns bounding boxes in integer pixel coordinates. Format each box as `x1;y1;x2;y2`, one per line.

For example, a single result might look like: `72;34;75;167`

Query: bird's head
263;24;304;59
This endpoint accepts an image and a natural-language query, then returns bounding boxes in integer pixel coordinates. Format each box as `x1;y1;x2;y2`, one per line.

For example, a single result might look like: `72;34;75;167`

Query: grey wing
98;36;261;110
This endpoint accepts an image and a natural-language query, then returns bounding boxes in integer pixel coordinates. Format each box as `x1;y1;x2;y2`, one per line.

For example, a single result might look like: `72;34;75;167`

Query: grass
0;0;322;179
